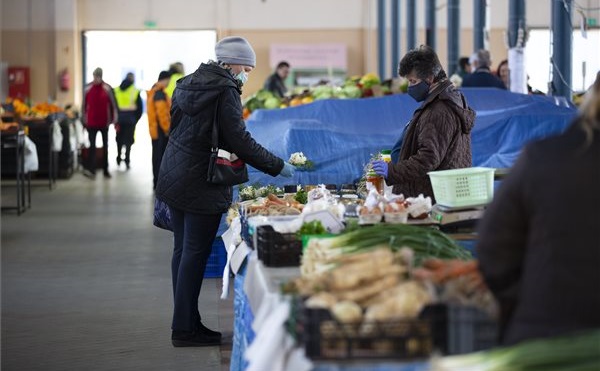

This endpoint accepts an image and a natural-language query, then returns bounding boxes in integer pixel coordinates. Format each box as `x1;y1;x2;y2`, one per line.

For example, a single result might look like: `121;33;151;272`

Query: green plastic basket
428;167;495;208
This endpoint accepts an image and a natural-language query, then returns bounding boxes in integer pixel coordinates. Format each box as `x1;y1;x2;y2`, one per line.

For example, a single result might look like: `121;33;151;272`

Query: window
525;29;600;94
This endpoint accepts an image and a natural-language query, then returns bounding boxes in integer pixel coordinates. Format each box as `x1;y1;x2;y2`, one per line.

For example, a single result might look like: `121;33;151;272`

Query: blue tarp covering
243;88;576;187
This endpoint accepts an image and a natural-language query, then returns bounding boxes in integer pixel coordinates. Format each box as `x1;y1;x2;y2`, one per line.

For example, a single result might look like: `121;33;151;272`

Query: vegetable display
302;224;471;277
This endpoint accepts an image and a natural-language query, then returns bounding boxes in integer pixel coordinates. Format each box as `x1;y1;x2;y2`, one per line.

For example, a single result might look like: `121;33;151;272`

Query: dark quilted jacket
387;80;475;200
155;63;284;214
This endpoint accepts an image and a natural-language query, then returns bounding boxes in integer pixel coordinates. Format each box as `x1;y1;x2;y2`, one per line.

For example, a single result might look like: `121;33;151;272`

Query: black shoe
197;322;222;339
116;156;121;165
103;170;112;178
125;161;130;170
171;330;221;347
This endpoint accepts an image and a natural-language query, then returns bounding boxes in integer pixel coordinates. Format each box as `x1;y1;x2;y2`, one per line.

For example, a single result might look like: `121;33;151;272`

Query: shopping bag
153;198;172;231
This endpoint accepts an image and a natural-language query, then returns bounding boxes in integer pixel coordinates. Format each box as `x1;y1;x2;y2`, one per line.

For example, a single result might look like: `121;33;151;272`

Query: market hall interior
1;122;234;371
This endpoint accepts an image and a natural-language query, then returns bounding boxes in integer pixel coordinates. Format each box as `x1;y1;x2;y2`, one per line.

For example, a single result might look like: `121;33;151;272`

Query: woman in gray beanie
155;36;295;347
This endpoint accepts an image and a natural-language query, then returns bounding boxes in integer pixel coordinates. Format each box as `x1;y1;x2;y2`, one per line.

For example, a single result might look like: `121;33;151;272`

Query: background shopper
147;70;172;190
82;67;118;178
496;59;510;89
263;61;290;97
165;62;184;99
462;49;507;89
114;72;143;169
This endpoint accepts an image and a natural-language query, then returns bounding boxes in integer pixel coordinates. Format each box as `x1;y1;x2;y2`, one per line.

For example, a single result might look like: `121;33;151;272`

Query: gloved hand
371;160;388;178
279;162;295;178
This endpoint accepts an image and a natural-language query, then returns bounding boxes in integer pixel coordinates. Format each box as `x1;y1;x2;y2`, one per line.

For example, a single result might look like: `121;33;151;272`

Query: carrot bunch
413;259;487;292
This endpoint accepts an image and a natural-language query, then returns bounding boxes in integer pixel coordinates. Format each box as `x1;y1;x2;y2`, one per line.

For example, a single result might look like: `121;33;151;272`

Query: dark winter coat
155;63;284;214
462;67;506;89
386;79;475;199
476;120;600;345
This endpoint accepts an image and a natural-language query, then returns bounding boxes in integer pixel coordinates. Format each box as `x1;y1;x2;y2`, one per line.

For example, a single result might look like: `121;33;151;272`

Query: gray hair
475;49;491;68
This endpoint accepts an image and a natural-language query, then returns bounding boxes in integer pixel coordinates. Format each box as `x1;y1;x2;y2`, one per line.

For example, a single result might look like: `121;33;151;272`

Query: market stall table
230;252;433;371
1;129;31;215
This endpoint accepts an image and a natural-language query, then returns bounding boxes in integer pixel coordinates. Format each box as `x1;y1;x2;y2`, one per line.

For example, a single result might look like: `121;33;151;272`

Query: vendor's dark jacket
156;63;284;214
462;67;506;89
476;121;600;345
387;80;475;199
263;73;287;98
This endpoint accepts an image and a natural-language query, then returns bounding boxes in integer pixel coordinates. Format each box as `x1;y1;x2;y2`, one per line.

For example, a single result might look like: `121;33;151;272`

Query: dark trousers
116;112;137;164
169;206;222;332
152;130;168;189
87;127;109;172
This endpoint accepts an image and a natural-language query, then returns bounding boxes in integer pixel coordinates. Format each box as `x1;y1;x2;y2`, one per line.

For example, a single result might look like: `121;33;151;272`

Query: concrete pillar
447;0;460;75
551;0;572;100
426;0;436;50
392;0;401;77
473;0;486;51
407;0;416;50
377;0;386;79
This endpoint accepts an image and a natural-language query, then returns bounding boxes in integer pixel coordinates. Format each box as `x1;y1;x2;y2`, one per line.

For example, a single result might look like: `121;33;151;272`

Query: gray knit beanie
215;36;256;68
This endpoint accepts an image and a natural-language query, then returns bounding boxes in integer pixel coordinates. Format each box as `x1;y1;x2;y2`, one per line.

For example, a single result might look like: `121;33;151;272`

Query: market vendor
371;46;475;200
476;72;600;345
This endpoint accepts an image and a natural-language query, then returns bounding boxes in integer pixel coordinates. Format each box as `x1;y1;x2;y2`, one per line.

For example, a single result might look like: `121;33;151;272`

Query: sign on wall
269;44;347;70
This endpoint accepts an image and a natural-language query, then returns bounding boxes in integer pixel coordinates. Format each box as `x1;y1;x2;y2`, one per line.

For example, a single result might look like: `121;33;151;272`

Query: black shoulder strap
211;95;221;151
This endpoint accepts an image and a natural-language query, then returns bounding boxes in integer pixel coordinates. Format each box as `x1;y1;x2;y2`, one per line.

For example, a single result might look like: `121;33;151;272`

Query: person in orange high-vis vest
147;70;172;190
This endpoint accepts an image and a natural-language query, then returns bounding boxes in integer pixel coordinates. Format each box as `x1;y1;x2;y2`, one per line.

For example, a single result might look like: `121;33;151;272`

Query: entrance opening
81;30;216;178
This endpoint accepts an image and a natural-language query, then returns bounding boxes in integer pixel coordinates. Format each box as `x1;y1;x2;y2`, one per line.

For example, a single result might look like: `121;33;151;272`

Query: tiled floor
1;125;233;370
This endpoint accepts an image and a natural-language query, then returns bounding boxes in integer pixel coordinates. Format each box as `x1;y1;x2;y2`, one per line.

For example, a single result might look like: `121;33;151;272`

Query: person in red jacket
82;67;118;178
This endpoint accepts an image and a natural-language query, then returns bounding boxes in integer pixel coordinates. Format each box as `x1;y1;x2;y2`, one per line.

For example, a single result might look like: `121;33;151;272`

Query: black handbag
207;97;249;186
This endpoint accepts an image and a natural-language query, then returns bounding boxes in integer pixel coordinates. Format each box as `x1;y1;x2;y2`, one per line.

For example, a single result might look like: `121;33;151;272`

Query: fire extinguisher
59;68;70;92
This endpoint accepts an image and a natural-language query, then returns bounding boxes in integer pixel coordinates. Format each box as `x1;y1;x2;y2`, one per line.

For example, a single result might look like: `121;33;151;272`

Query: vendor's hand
279;162;295;178
371;160;388;178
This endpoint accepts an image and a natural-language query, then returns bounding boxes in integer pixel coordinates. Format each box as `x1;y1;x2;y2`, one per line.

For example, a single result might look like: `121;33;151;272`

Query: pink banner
269;44;347;69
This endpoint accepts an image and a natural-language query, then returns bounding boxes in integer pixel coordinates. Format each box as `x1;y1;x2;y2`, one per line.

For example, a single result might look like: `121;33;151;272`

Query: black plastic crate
256;225;302;267
419;303;498;355
301;307;432;360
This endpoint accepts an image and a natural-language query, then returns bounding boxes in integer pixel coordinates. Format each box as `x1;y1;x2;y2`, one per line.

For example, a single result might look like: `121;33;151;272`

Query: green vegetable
263;97;280;109
294;189;307;204
297;220;327;237
438;329;600;370
327;224;471;265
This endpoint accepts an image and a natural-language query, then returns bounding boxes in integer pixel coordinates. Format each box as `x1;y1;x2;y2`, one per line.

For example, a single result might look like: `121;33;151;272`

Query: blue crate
204;237;227;278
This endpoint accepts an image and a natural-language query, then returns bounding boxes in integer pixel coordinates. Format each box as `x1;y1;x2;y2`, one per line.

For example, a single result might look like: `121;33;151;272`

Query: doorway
81;30;217;175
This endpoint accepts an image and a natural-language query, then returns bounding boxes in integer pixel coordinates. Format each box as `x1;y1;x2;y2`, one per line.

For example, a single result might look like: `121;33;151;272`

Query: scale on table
431;204;486;232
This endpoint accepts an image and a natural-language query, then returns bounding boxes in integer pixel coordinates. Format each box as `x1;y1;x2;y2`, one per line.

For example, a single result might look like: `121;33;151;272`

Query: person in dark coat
371;46;475;199
462;49;507;89
476;72;600;346
263;61;290;97
155;36;295;347
114;72;143;169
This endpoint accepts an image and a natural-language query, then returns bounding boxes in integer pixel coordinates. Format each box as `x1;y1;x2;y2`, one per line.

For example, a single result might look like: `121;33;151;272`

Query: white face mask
236;71;249;85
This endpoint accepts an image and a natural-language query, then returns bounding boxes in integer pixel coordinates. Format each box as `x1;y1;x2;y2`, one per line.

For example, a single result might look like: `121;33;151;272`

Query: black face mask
407;80;430;102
